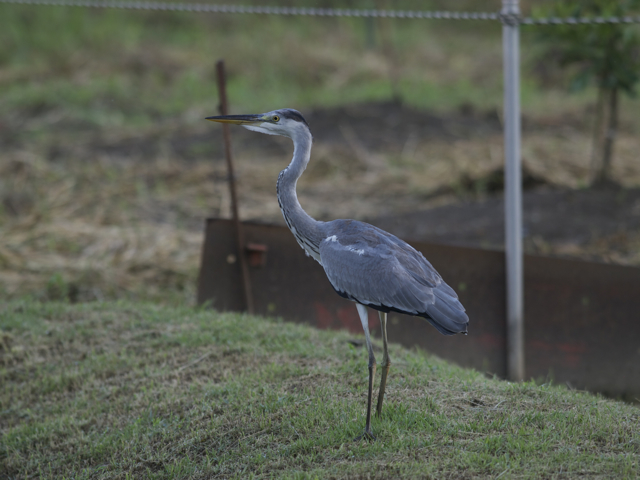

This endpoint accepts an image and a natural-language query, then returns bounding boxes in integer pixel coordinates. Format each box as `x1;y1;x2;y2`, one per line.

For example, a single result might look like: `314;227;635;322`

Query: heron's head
206;108;310;140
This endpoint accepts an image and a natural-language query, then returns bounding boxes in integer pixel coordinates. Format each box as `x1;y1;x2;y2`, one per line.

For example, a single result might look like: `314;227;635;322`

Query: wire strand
1;0;640;25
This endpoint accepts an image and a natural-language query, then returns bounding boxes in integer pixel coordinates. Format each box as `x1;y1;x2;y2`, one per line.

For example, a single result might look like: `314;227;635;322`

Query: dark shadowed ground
373;187;640;260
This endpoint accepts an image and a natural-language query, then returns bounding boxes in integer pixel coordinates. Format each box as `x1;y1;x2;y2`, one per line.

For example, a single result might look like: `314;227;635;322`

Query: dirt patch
306;100;503;148
373;186;640;264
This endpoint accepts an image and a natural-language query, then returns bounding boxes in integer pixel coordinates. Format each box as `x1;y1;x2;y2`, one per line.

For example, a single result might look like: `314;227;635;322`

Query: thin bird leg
376;311;391;417
354;303;376;441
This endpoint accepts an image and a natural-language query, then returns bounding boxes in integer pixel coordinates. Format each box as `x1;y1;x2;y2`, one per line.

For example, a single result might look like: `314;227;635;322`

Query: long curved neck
277;127;324;260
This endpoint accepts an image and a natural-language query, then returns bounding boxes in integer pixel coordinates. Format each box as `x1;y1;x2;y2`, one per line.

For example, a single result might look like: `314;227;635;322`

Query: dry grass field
3;101;640;303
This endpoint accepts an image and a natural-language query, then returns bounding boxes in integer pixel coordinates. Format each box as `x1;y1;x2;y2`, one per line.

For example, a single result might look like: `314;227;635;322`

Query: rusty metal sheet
523;255;640;396
197;218;640;397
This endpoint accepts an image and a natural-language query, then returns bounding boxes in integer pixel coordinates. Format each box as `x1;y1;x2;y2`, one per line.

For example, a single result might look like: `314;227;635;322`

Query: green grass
1;300;638;478
0;1;616;130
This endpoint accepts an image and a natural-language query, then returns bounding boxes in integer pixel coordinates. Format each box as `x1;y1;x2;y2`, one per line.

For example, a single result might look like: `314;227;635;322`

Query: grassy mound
1;300;638;479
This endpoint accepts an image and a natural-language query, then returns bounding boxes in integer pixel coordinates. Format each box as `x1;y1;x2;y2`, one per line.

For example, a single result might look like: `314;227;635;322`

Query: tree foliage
533;0;640;185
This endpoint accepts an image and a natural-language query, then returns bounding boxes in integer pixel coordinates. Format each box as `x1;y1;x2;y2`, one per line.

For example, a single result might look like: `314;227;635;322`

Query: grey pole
502;0;524;382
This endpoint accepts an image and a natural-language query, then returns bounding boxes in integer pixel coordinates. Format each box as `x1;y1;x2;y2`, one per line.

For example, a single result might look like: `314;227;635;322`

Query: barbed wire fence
3;0;640;380
2;0;640;25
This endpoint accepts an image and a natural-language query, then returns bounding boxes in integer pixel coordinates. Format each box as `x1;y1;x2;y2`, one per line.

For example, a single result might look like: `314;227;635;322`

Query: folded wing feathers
319;221;468;336
424;283;469;335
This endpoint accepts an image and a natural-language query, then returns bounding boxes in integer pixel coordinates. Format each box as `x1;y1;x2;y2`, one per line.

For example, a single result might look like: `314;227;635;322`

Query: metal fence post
502;0;524;382
215;60;254;314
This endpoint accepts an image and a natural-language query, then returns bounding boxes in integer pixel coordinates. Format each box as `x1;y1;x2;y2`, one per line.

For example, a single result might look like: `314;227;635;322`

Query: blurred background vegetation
533;0;640;185
3;0;622;124
1;0;639;304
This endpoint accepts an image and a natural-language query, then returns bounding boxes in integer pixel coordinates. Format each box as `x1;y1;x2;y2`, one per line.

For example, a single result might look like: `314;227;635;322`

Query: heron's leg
354;303;376;441
376;311;391;417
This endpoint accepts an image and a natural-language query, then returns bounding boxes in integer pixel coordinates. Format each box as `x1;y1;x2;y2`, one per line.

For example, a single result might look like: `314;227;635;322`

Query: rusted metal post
502;0;524;382
215;59;254;314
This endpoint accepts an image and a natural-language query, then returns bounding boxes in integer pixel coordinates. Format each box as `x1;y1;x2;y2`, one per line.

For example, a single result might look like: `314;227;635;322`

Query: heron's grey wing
319;222;468;336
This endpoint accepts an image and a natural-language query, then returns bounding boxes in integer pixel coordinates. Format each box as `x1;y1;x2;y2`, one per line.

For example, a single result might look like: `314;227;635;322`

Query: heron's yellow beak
205;114;264;125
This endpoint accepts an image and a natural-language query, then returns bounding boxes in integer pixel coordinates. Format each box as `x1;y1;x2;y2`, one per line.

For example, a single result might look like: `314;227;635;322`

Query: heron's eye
272;115;280;122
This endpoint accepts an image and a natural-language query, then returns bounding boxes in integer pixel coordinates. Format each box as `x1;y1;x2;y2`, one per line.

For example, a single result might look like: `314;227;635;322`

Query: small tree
533;0;640;186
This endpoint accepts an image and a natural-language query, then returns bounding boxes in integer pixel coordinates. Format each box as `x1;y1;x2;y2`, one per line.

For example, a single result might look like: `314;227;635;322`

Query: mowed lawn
1;301;638;479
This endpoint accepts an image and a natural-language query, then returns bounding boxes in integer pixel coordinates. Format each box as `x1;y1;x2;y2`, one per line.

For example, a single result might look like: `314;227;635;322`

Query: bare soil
374;187;640;261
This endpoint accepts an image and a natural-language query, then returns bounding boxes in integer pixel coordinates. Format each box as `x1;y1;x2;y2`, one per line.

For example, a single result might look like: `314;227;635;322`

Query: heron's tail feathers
422;282;469;336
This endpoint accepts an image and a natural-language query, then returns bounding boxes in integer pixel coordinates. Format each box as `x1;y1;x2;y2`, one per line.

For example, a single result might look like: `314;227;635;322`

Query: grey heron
207;108;469;440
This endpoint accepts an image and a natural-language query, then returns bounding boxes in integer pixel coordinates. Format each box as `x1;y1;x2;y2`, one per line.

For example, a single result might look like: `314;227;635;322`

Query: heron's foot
354;427;376;442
